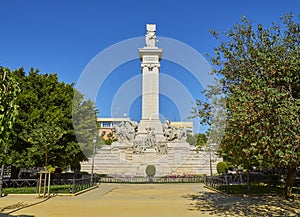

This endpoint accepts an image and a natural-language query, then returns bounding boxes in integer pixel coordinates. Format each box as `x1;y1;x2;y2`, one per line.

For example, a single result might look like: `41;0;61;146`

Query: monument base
81;141;220;176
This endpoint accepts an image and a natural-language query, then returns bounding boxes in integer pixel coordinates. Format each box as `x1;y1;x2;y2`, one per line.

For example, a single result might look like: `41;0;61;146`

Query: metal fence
2;179;38;188
204;172;275;188
2;176;97;194
100;176;203;183
69;177;96;193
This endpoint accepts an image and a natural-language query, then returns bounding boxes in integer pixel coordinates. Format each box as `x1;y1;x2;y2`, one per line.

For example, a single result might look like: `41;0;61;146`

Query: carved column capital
141;63;160;71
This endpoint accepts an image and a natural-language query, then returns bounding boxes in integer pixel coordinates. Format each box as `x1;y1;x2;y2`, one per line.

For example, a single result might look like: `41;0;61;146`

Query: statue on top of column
145;24;157;47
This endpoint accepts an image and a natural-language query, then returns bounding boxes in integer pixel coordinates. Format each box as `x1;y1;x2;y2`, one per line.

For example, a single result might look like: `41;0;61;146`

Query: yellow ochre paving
1;183;299;217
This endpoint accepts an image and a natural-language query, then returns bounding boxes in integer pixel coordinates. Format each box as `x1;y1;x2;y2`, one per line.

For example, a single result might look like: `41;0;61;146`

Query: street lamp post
209;143;213;176
90;132;98;185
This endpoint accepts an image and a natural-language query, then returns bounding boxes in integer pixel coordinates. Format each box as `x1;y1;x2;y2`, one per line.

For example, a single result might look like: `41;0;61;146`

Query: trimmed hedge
217;161;229;174
145;165;156;177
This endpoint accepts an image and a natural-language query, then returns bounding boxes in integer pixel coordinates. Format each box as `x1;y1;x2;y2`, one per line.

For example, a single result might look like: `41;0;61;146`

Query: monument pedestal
81;141;220;176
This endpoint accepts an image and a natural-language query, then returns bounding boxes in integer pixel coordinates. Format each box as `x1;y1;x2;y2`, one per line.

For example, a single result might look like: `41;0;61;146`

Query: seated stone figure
113;120;137;142
144;128;156;147
163;120;187;141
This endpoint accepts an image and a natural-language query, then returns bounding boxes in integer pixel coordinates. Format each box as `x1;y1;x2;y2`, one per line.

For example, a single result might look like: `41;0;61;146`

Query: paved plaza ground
0;183;299;217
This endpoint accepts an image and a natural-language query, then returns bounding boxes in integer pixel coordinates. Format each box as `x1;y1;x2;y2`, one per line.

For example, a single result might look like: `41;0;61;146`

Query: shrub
217;162;229;174
145;165;156;177
46;165;56;173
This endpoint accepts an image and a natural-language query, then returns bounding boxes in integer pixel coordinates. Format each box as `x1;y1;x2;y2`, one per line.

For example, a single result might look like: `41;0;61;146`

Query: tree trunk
284;166;297;198
10;166;20;179
45;151;48;167
247;170;251;191
0;164;5;197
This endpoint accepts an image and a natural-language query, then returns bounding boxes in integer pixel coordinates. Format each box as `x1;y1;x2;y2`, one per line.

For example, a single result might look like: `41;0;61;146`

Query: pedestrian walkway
2;183;299;217
2;183;219;217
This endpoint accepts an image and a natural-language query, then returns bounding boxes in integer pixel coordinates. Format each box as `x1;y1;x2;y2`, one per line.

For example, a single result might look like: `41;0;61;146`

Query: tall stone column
137;24;163;139
141;64;159;120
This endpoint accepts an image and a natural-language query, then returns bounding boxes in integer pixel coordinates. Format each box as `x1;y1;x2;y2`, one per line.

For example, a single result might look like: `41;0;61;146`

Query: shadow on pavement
184;191;300;217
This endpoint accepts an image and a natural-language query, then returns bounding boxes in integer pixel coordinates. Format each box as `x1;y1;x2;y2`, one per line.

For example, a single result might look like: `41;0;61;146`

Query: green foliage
216;161;228;174
3;184;93;194
197;14;300;197
145;165;156;177
101;132;117;145
0;67;20;197
46;165;56;173
0;67;20;165
72;89;102;158
23;123;66;167
5;67;98;169
186;134;197;146
215;184;285;195
186;133;207;148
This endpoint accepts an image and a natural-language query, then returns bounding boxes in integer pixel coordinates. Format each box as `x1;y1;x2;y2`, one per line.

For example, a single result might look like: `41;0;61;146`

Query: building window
101;122;111;128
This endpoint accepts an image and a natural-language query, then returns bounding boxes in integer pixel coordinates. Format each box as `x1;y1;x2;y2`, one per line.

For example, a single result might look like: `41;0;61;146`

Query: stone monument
81;24;220;176
137;24;163;140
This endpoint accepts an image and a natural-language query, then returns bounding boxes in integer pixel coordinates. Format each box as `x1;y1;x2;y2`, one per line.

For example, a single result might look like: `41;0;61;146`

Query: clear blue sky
1;0;299;132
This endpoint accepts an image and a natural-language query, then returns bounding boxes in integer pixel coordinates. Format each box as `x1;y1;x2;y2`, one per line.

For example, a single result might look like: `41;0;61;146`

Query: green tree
9;68;98;171
72;89;102;159
23;123;65;167
0;67;20;196
186;134;197;146
186;133;207;148
197;14;300;197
